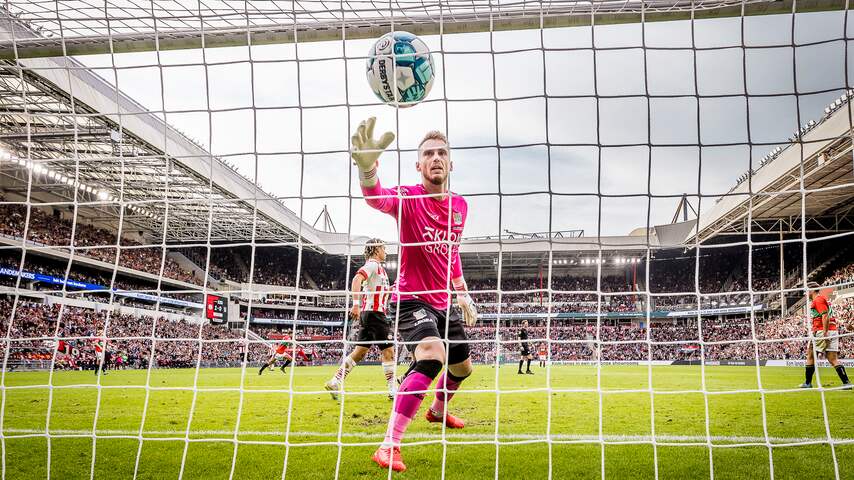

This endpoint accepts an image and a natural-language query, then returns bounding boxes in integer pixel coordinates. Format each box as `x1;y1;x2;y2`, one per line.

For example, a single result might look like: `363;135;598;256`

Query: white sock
333;356;356;384
382;361;396;390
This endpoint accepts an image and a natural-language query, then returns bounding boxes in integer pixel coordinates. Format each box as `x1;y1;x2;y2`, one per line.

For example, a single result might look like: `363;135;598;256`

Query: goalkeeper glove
456;293;478;327
351;116;395;186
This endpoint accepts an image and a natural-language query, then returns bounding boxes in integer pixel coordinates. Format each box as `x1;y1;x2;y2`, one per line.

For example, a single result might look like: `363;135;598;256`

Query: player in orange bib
537;344;547;368
93;337;109;375
259;342;294;375
800;282;850;389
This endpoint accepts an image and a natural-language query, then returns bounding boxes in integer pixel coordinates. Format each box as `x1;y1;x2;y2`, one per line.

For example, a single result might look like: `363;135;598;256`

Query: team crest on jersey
452;211;462;225
414;309;427;320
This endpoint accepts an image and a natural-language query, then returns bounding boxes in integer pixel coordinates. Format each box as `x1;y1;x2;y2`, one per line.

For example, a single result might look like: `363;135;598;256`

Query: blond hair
418;130;449;149
364;238;385;259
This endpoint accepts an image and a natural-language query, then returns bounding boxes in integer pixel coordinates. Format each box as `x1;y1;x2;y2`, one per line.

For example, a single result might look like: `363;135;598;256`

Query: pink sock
430;371;462;415
384;371;433;446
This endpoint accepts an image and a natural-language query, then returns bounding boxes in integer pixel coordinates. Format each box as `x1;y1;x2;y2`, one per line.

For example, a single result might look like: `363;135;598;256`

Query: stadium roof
692;93;854;243
0;18;360;254
0;0;842;60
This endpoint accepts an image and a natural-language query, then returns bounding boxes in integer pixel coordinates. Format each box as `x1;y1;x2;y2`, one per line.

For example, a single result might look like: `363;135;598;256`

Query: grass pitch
2;364;853;479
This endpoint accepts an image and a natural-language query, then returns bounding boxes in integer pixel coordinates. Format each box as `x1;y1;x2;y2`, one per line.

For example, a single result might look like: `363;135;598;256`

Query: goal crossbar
0;0;845;60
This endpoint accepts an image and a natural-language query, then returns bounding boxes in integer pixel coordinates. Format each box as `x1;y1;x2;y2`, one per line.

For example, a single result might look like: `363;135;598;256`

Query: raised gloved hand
351;117;395;186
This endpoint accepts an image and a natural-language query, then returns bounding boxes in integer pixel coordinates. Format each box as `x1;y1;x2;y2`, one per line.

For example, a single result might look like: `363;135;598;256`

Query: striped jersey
357;259;391;313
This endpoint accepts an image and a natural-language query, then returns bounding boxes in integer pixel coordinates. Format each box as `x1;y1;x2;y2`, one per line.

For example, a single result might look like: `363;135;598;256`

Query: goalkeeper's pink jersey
362;182;467;311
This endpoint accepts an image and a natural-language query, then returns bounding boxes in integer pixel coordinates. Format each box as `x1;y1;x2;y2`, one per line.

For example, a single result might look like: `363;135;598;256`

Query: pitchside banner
551;360;854;367
767;360;854;368
480;304;764;320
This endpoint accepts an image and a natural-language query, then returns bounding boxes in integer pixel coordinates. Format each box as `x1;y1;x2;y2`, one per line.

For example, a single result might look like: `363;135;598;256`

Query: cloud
73;12;847;241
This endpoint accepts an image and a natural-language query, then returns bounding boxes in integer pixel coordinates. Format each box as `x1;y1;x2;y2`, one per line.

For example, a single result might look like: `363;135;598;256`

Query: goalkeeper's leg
374;340;444;472
427;340;471;429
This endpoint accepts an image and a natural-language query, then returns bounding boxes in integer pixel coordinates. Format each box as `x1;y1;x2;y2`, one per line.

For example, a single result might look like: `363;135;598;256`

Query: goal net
0;0;853;479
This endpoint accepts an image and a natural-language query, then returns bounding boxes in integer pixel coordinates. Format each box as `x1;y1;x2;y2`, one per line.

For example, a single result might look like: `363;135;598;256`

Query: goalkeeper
351;117;478;473
800;282;850;389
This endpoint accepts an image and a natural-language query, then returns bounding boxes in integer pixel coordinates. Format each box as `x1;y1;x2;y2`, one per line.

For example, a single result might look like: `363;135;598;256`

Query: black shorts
356;311;393;351
390;300;470;364
520;346;531;357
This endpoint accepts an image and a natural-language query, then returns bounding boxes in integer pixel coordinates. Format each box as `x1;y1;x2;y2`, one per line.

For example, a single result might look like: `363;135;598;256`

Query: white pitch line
1;429;848;444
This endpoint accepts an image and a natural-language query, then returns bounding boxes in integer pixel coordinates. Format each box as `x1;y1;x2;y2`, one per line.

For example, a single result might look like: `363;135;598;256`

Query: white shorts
274;352;292;360
812;330;839;353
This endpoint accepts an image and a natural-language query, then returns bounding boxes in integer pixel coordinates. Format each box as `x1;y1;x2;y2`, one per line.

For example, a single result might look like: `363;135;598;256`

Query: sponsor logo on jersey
413;318;432;327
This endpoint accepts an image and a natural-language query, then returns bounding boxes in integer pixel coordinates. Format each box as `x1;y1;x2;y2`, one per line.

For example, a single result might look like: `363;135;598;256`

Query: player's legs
428;355;471;428
825;350;851;387
326;346;369;398
375;336;444;471
518;350;531;374
375;302;445;470
377;301;470;471
94;352;105;375
427;315;471;428
280;353;293;372
385;336;444;445
801;342;816;388
259;355;276;375
380;346;397;398
525;354;534;374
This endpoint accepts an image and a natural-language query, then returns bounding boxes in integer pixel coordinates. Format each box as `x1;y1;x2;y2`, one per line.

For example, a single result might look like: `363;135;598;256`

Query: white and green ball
366;31;434;107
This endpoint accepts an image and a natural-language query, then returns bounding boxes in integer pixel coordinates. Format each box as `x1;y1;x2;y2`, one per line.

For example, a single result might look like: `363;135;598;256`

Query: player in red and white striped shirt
325;238;397;400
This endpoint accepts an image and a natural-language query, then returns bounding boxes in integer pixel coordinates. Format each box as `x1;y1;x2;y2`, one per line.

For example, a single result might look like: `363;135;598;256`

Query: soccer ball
366;31;434;107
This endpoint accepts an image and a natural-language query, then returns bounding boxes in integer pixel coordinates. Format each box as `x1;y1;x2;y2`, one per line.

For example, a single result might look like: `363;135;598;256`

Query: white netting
0;1;853;479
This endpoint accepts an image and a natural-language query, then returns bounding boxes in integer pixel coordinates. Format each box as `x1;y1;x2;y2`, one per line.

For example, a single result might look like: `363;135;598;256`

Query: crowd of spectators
824;263;854;288
0;251;202;310
0;203;198;284
2;293;851;370
4;197;852;306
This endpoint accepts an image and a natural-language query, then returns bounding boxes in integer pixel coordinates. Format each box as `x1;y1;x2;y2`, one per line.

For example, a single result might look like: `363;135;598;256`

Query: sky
74;10;853;244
